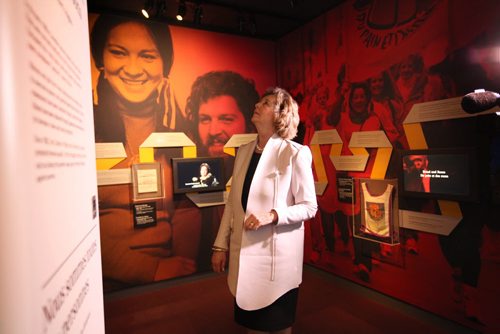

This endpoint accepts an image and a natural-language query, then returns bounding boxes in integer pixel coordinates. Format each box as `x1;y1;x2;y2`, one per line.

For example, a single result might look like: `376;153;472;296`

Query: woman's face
200;165;208;176
370;75;384;97
351;88;368;114
103;22;164;103
399;60;414;81
315;86;329;107
252;94;277;129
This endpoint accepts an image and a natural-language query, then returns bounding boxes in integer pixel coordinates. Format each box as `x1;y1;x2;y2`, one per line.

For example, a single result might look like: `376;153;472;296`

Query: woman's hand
211;251;227;273
244;211;278;230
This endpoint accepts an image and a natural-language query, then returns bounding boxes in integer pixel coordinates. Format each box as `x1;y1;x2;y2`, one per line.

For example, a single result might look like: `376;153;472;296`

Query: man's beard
208;146;224;156
203;134;228;157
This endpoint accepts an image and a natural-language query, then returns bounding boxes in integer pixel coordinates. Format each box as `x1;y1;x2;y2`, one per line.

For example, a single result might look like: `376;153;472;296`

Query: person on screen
186;71;259;157
194;162;219;187
90;14;200;289
211;87;317;333
404;154;430;193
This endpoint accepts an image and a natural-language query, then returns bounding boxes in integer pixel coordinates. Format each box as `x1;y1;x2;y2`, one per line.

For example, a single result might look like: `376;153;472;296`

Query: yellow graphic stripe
96;158;125;170
139;147;155;163
438;200;462;218
139;146;197;164
330;143;342;157
183;146;197;158
310;144;326;182
349;147;368;156
371;147;392;179
403;123;428;149
223;147;236;157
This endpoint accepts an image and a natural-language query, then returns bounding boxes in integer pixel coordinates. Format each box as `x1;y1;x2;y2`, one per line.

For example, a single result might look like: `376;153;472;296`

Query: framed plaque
337;175;354;204
131;162;164;201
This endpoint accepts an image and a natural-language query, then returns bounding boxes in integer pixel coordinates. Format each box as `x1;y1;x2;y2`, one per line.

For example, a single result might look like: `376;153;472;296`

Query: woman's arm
213;192;233;249
211;188;233;273
274;145;318;225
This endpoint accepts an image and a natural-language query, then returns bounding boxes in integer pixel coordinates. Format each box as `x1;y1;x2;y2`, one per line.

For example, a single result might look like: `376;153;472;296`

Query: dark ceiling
87;0;346;40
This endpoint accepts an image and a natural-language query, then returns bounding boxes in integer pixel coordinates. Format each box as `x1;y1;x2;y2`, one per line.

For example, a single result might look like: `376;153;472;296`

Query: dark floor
103;265;480;334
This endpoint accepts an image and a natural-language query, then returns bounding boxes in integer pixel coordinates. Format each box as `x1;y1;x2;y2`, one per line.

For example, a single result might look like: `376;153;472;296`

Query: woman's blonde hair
263;87;300;140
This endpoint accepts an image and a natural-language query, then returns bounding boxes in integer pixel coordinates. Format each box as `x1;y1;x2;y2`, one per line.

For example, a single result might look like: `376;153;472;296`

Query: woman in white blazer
212;87;317;333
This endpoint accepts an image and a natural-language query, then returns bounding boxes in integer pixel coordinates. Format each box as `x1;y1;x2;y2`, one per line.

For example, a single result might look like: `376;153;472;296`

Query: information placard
133;202;157;228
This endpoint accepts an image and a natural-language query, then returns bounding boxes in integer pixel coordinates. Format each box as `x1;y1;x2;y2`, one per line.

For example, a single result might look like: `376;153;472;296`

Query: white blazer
213;134;317;310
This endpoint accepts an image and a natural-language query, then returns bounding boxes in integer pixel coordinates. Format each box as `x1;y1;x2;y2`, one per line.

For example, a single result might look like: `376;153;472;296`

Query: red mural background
277;0;500;331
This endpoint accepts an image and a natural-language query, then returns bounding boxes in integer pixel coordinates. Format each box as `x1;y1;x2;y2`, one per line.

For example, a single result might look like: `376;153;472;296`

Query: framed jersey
354;178;399;245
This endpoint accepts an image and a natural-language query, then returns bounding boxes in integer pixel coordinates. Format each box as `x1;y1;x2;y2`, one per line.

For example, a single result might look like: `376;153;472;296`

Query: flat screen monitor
398;147;478;202
172;157;225;194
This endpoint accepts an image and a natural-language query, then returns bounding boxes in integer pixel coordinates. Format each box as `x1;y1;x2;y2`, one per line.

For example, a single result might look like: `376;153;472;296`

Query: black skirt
234;288;299;331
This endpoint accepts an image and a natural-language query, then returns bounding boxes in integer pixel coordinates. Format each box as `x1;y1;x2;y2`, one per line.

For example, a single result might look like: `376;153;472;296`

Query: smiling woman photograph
91;14;186;144
90;14;200;291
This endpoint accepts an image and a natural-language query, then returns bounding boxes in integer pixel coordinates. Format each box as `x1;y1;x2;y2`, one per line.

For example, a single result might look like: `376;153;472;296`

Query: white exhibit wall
0;1;105;333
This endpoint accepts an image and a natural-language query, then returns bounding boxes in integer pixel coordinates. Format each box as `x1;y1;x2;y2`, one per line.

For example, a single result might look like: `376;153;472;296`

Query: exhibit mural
89;0;500;331
88;13;276;292
277;0;500;331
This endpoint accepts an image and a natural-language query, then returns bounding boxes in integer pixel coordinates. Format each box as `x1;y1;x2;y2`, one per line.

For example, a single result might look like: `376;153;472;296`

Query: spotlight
176;0;187;21
194;4;203;25
141;0;154;18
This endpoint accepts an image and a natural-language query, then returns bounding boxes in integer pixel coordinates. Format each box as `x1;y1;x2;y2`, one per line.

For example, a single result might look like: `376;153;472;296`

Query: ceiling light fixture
141;0;154;18
176;0;187;21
